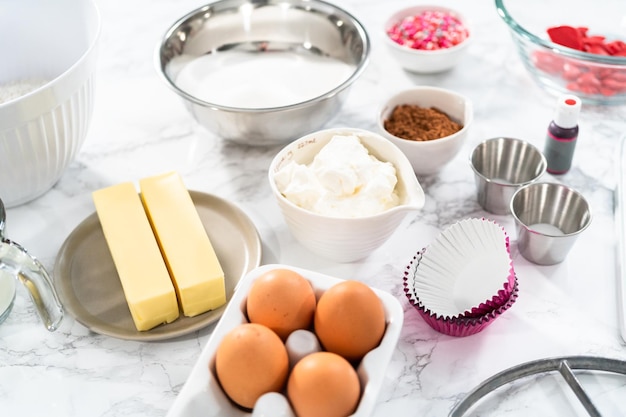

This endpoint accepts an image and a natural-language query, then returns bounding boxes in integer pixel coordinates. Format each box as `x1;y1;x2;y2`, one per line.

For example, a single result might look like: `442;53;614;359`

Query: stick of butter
139;172;226;317
92;182;180;331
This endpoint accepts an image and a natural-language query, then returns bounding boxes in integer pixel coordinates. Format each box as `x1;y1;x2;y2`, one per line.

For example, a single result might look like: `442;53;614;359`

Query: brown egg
314;280;386;362
214;323;289;409
287;351;360;417
246;268;317;340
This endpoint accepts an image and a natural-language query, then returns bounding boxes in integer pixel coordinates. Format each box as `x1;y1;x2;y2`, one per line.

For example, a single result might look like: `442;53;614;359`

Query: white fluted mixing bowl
0;0;100;207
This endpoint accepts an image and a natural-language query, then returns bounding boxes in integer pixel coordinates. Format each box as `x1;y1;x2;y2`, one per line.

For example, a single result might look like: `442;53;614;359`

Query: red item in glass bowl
547;26;584;51
532;25;626;97
548;25;626;56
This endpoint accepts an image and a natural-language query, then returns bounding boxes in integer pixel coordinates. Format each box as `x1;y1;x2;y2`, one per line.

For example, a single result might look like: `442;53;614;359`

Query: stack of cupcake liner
403;218;519;337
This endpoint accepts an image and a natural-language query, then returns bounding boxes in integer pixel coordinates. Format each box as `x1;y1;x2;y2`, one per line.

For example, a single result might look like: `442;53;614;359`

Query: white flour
0;79;49;104
174;51;354;109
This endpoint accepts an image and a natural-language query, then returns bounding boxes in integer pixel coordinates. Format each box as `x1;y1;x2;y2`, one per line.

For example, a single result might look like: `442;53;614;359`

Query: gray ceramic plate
54;191;262;341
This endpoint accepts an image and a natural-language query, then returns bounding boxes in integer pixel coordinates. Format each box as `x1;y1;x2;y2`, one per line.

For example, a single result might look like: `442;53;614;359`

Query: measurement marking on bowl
0;273;16;324
174;51;354;109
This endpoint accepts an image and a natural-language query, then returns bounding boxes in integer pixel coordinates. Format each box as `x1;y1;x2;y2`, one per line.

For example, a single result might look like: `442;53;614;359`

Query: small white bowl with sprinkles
383;5;471;73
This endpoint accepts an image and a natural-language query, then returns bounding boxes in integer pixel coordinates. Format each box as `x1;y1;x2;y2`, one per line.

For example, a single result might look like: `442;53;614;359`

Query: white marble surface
2;0;626;416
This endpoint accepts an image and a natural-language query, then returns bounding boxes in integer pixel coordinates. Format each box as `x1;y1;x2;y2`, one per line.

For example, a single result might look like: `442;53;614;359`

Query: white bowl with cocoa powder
377;86;473;176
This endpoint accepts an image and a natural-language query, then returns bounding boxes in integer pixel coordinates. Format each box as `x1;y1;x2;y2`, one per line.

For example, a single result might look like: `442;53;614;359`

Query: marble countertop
2;0;626;416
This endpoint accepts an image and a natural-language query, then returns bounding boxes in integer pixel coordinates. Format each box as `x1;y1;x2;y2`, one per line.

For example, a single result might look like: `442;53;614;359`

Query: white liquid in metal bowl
492;178;513;185
529;223;564;236
174;51;354;109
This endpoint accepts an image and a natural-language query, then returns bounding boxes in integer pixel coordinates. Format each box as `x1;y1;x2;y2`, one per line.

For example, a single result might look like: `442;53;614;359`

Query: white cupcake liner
403;249;519;337
410;218;515;319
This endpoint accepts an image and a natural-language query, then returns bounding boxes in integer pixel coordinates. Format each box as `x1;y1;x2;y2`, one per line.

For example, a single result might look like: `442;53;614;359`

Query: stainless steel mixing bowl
157;0;370;146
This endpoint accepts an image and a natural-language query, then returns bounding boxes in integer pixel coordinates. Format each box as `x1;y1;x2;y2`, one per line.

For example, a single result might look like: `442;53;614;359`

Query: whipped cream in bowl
274;134;401;218
269;128;425;262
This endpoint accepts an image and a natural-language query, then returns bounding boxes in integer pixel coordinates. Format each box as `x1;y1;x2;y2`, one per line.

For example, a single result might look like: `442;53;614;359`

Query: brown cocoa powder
384;104;463;141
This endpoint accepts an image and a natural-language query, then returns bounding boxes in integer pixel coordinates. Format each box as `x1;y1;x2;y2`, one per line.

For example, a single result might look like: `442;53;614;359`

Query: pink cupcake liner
403;249;519;337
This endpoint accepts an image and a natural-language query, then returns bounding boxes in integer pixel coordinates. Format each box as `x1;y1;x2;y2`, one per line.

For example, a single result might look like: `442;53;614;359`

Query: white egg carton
166;264;404;417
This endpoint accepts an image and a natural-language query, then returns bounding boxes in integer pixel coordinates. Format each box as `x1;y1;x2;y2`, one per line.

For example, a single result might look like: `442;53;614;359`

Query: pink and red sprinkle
534;25;626;97
387;10;469;51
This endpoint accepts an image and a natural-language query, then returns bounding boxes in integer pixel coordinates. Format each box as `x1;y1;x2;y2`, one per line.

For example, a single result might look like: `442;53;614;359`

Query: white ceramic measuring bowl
269;127;426;262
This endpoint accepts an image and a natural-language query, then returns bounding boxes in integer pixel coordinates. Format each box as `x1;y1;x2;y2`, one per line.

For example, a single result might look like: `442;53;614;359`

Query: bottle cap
553;94;581;129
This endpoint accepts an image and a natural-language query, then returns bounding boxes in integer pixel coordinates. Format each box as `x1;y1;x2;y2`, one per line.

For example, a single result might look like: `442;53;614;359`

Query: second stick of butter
140;172;226;317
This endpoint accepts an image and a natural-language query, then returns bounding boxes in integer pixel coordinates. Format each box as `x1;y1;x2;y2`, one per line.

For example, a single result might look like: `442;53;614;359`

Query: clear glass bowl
495;0;626;105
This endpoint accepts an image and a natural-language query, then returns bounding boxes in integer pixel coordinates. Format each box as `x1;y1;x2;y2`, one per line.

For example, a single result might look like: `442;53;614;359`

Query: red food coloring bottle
543;95;581;175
